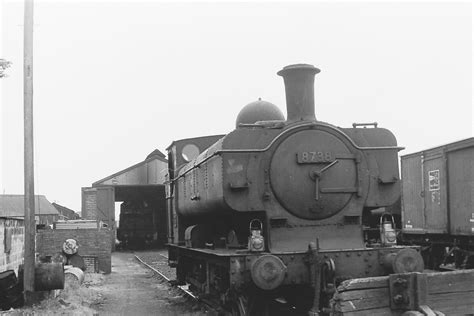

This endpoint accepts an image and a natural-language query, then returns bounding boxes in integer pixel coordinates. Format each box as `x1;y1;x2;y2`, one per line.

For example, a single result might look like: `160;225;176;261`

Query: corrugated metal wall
0;218;24;274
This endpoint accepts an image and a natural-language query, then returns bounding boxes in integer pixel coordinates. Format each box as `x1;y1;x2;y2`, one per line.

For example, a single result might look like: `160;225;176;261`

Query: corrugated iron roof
92;150;168;186
146;149;166;160
52;202;80;220
0;195;59;217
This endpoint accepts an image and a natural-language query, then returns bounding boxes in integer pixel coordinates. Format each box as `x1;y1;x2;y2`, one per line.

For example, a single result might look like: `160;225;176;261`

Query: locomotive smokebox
277;64;320;122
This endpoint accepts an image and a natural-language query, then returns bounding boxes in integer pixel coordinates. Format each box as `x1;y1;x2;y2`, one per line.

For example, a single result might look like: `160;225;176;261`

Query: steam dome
235;99;285;128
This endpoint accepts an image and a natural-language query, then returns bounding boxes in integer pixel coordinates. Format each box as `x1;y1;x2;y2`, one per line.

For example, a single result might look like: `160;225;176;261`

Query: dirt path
5;252;208;315
90;252;206;316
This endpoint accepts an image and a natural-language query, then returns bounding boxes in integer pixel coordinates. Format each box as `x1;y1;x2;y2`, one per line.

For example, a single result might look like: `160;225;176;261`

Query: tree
0;59;12;78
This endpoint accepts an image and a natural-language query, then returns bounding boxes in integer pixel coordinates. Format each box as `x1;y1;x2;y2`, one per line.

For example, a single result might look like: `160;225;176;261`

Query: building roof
0;195;59;217
146;149;166;160
92;149;168;186
52;202;80;219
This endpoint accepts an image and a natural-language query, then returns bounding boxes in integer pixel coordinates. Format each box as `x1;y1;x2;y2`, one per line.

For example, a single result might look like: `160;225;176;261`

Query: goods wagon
401;138;474;270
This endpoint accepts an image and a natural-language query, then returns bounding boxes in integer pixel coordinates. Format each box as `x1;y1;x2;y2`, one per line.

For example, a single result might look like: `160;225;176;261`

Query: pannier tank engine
167;64;424;315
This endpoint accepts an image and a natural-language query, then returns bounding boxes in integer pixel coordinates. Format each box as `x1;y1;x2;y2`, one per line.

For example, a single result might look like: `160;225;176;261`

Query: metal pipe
307;241;322;316
277;64;320;122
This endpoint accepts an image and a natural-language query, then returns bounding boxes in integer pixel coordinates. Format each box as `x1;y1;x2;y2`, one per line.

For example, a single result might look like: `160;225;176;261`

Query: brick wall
36;229;112;273
37;214;59;226
82;188;98;220
0;217;25;274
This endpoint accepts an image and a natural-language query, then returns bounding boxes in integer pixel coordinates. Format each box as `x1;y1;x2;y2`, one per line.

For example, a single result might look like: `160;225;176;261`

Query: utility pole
23;0;35;302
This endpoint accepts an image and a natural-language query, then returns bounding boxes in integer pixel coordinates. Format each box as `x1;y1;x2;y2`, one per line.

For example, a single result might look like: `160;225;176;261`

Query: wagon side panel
447;146;474;236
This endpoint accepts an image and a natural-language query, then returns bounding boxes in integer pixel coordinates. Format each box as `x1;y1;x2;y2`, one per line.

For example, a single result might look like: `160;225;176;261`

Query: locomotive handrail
173;122;404;181
352;122;378;128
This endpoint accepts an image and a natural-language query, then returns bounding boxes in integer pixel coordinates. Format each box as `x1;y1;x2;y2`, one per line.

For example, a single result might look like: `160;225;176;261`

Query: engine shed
83;149;168;249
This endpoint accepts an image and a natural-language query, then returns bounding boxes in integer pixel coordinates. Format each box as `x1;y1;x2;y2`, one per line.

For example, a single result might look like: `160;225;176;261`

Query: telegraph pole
23;0;35;301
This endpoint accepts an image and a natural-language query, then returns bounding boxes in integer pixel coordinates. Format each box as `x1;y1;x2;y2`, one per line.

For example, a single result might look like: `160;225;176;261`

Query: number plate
297;151;334;164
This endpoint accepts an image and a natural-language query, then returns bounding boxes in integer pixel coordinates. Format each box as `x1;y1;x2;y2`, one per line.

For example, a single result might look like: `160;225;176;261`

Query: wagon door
447;146;474;236
422;152;448;233
401;155;425;233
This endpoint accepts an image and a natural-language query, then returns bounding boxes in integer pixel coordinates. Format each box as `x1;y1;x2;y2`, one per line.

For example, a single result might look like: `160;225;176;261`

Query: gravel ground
2;251;211;316
3;273;104;316
134;249;176;281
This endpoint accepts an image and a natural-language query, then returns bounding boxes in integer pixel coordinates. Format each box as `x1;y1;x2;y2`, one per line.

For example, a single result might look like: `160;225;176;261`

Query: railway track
133;250;218;315
134;250;303;316
134;252;198;300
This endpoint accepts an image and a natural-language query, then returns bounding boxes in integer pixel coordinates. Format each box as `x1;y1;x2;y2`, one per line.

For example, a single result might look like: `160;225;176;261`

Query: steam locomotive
117;191;167;249
165;64;425;315
117;200;157;249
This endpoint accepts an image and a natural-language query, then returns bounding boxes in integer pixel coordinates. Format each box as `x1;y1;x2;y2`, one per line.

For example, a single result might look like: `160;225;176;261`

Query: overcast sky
1;1;472;213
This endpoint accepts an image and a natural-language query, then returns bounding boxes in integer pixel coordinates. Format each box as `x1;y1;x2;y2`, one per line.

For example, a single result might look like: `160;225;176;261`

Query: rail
134;254;197;300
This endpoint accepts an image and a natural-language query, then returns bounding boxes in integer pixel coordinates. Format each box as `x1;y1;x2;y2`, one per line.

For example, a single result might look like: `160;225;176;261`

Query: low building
52;202;81;220
0;194;59;226
82;149;168;250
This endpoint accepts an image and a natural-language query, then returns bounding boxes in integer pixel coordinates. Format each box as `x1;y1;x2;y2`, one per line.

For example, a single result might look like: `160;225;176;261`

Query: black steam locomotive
166;64;425;315
117;200;157;248
117;192;166;249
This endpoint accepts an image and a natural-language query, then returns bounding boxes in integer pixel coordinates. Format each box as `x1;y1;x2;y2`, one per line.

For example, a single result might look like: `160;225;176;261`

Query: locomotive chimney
277;64;320;122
